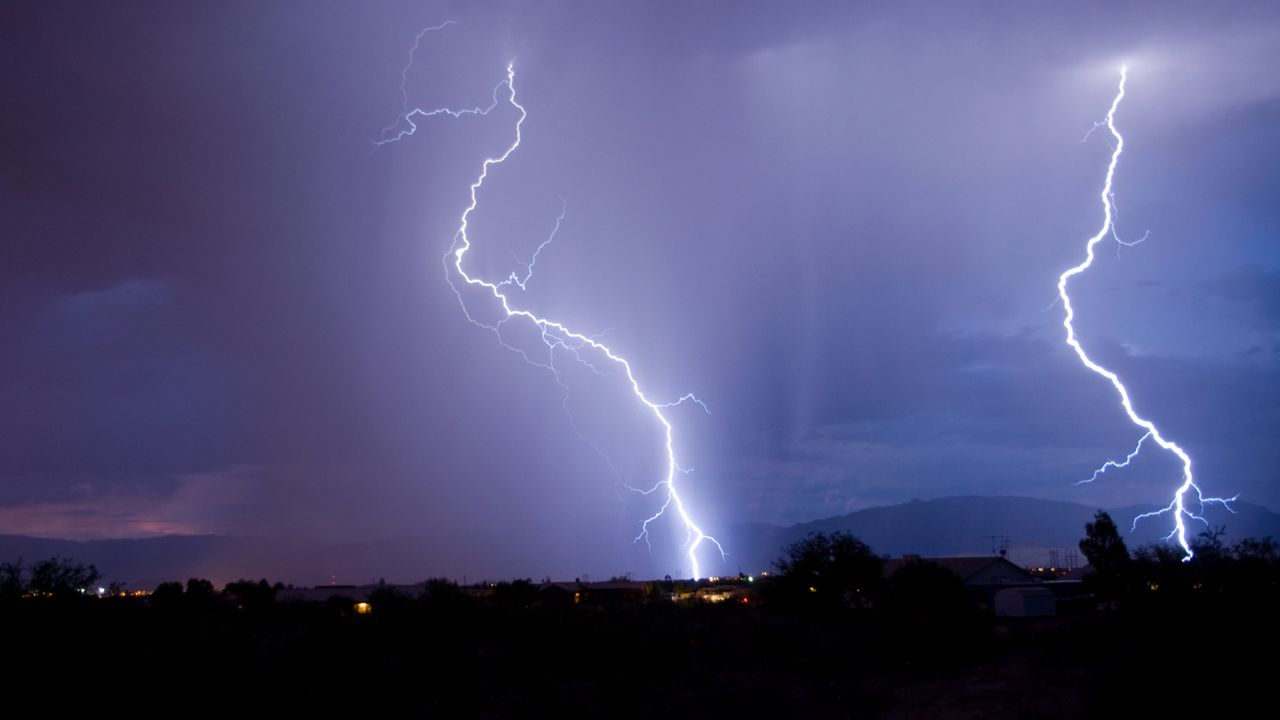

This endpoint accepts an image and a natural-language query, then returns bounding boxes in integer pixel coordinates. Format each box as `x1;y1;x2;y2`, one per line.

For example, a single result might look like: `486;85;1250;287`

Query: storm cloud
3;1;1278;580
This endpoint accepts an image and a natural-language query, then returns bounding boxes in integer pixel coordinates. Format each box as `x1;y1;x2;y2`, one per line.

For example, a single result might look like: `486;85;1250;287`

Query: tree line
1078;509;1280;610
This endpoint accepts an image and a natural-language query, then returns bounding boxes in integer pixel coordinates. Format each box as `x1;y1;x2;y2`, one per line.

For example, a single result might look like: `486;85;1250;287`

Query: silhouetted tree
1233;536;1279;562
184;577;217;608
0;559;23;601
887;559;971;614
368;584;416;617
771;531;883;611
186;577;215;597
1079;510;1131;602
150;581;185;608
1192;524;1228;556
1116;533;1280;615
492;578;538;606
223;578;276;612
883;559;986;672
148;579;219;611
1230;537;1280;605
1130;542;1201;608
27;556;101;599
421;577;471;611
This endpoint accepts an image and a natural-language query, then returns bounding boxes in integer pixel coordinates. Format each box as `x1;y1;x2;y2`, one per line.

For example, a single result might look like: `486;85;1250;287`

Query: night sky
4;1;1279;580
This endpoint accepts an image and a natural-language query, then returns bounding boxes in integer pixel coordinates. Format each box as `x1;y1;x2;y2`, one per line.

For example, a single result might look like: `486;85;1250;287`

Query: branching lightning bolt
376;24;723;578
1076;431;1151;486
1059;67;1236;560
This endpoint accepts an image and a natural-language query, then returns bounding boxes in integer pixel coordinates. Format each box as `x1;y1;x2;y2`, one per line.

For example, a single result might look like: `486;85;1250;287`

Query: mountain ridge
724;495;1279;572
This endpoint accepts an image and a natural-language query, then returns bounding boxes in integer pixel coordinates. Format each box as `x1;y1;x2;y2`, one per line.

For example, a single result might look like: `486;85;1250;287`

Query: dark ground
6;595;1275;718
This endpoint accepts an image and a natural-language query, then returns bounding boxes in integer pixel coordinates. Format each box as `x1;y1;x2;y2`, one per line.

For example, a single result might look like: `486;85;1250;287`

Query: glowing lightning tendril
1060;67;1236;560
376;25;723;579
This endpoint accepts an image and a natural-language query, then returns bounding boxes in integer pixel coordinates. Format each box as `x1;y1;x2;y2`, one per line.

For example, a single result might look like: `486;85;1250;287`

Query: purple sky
4;1;1279;580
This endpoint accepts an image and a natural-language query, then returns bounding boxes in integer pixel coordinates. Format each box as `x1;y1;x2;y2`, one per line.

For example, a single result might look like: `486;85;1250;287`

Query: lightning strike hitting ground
1059;67;1235;560
377;26;723;579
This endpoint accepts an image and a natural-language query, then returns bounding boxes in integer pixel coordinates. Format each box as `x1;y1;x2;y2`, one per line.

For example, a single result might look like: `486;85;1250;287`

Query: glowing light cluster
1060;68;1235;560
377;25;723;578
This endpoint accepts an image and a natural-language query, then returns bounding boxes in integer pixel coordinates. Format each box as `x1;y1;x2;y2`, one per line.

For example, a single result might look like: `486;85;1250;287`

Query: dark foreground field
6;593;1276;718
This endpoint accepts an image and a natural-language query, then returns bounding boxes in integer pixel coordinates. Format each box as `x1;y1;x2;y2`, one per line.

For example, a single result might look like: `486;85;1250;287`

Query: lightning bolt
1059;67;1236;560
376;25;723;579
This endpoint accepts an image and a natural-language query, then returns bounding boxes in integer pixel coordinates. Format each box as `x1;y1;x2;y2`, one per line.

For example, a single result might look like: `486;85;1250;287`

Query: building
536;580;648;606
993;586;1056;617
882;555;1053;616
884;555;1037;585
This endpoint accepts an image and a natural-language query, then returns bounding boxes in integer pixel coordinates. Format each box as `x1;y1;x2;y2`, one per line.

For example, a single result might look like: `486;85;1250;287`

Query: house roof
537;580;647;593
537;582;579;593
882;555;1037;585
584;581;646;591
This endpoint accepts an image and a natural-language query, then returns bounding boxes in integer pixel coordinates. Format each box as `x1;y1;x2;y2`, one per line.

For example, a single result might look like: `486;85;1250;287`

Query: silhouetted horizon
4;494;1274;588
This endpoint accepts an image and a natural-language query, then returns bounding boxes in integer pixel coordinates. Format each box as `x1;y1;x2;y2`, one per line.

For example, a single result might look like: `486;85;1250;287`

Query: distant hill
724;495;1280;573
4;496;1277;586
